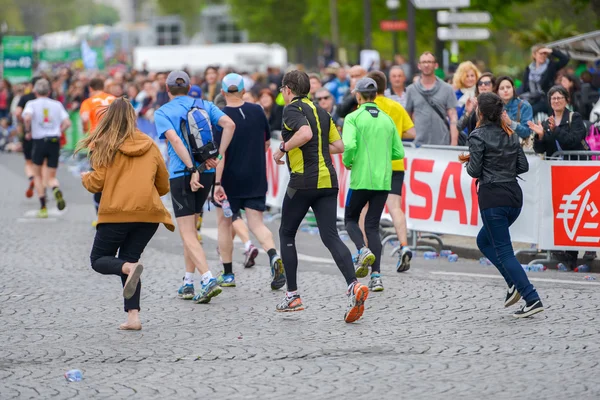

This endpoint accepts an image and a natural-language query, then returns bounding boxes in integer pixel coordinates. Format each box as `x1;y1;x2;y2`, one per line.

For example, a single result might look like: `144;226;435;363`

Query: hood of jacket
414;76;445;96
119;131;153;157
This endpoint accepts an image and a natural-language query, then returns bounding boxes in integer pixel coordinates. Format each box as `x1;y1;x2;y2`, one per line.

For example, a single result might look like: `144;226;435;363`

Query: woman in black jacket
460;92;544;318
521;45;570;117
528;85;588;159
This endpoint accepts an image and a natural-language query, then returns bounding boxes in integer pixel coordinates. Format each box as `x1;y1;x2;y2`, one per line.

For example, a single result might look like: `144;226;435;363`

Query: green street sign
2;35;34;84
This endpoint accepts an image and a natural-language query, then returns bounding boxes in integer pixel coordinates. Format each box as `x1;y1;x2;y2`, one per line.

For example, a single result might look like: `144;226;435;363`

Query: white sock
184;272;194;285
286;291;298;298
245;241;252;252
201;271;213;285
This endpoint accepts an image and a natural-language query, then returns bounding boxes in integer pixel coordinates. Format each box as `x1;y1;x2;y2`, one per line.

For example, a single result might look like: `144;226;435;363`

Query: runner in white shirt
23;79;71;218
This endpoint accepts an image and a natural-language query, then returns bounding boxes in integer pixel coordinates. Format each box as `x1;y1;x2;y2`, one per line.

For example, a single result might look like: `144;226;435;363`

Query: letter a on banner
435;162;467;224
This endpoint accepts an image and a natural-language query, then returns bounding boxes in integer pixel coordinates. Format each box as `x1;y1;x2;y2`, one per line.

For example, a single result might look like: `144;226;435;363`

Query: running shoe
368;273;384;292
25;180;34;198
193;278;222;304
275;293;304;312
217;273;236;287
177;283;195;300
396;247;412;273
244;245;259;268
53;188;66;211
197;232;203;243
92;220;98;228
37;208;48;219
344;282;369;323
355;247;375;278
270;255;286;290
196;215;203;231
513;300;544;318
504;285;521;307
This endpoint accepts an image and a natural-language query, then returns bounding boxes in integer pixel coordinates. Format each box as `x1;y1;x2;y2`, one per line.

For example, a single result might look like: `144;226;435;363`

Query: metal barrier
548;150;600;161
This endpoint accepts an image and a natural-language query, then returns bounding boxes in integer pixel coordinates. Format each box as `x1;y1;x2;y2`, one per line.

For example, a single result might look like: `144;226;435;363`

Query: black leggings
344;189;389;273
279;187;356;292
90;222;159;312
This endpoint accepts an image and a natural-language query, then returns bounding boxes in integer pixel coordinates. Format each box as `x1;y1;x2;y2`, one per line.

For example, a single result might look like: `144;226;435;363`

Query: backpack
586;123;600;160
180;99;219;169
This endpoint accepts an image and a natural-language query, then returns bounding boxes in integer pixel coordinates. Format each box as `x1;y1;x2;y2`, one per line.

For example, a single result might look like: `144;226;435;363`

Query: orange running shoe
276;293;304;312
25;180;34;198
344;282;369;323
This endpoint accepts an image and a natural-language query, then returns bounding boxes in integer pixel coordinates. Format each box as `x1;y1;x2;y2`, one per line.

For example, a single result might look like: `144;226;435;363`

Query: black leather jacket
467;123;529;184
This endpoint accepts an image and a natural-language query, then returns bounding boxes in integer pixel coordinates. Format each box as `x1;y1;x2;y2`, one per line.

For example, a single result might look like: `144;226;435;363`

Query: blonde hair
452;61;481;89
74;97;137;168
531;44;544;59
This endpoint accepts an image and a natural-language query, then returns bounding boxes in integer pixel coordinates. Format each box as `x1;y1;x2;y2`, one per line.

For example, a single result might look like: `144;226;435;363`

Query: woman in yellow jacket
76;98;174;331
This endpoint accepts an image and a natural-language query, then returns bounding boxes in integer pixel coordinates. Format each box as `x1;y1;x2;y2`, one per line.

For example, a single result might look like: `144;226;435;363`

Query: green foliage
0;0;25;33
155;0;206;36
511;18;580;50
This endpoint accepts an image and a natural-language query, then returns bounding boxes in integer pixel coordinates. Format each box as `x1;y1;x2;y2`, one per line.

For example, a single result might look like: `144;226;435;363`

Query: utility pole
408;0;416;75
363;0;372;49
329;0;339;60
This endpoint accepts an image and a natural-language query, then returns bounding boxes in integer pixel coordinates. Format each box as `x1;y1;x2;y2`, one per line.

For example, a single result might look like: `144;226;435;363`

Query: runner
272;70;369;323
211;73;285;289
14;77;40;199
77;98;174;331
22;79;71;218
368;70;415;272
154;70;235;304
342;77;404;292
80;78;116;227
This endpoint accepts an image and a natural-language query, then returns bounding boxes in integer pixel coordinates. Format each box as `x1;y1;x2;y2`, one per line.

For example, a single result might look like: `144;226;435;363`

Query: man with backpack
154;70;236;304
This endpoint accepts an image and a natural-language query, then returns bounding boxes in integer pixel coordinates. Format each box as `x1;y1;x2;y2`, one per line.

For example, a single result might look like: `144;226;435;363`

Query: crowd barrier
265;140;600;254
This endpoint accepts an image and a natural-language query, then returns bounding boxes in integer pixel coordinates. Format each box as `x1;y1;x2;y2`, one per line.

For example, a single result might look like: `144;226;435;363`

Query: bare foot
123;263;143;300
118;321;142;331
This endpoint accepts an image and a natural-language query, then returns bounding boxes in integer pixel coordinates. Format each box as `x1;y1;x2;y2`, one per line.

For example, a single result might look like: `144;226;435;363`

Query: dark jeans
477;207;540;304
279;187;356;292
344;189;389;273
90;222;159;312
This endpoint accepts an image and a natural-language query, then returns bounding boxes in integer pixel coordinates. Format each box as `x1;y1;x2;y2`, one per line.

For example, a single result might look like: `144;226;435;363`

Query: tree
511;18;580;50
0;0;25;33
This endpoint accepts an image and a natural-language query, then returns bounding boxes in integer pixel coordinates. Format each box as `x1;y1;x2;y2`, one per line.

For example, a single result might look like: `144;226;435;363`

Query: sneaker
53;188;66;211
396;247;412;273
37;208;48;219
355;247;375;278
368;273;384;292
25;181;34;198
244;245;259;268
92;220;98;228
504;285;521;307
197;232;203;243
513;300;544;318
270;255;286;290
344;282;369;323
196;215;203;231
275;293;305;312
177;283;195;300
217;273;236;287
193;278;222;304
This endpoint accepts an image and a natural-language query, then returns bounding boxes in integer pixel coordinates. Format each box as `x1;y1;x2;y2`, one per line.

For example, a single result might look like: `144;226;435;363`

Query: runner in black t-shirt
15;77;42;199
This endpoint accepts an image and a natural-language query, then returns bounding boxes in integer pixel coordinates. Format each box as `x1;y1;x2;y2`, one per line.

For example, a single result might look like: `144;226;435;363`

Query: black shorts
390;171;405;196
22;138;33;161
170;173;214;218
228;196;266;215
32;138;60;168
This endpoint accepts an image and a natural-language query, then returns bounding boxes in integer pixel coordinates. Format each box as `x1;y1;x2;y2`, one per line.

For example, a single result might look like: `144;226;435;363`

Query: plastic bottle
65;369;83;382
522;264;546;272
447;254;459;262
479;257;492;266
575;265;590;273
557;263;569;272
440;250;453;257
423;251;438;260
221;199;233;218
584;275;596;281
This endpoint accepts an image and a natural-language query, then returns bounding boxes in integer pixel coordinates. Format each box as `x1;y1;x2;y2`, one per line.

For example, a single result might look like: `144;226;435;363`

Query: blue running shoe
193;278;222;304
177;283;195;300
217;273;236;287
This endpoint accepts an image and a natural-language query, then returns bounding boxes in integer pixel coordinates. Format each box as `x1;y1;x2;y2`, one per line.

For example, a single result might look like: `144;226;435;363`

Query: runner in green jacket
342;77;405;292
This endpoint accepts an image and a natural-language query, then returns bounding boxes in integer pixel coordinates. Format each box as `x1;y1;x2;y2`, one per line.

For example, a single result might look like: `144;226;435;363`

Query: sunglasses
478;80;492;87
316;96;331;101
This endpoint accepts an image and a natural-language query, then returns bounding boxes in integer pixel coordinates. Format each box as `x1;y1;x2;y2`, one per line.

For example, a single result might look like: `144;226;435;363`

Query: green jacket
342;102;404;190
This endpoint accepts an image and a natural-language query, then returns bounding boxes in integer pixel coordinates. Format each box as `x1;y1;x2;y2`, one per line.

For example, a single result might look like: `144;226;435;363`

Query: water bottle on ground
448;254;459;262
575;265;590;273
584;275;596;281
65;369;83;382
221;199;233;218
557;263;569;271
479;257;492;266
423;251;438;260
440;250;453;257
522;264;546;272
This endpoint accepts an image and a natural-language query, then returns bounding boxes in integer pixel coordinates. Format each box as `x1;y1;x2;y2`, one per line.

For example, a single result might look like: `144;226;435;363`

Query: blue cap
188;85;202;98
221;73;244;93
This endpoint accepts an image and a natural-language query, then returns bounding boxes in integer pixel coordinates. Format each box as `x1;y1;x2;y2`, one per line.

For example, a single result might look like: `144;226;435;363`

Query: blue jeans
477;207;540;304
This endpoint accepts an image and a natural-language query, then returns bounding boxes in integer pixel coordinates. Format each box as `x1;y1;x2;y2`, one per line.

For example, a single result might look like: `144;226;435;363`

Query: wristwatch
185;166;198;174
279;141;287;153
214;182;221;186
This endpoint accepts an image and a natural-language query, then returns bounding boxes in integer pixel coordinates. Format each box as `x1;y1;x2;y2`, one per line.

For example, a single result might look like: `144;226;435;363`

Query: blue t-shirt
214;102;270;199
154;96;225;179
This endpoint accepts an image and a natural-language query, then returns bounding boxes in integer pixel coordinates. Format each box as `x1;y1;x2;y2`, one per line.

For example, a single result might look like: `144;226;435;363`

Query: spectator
154;73;169;107
309;73;323;100
267;67;284;92
560;74;581;112
0;79;13;120
394;55;412;82
258;89;283;134
494;76;533;140
385;66;408;107
457;73;495;136
314;87;341;127
452;61;481;120
325;66;350;104
243;91;257;103
405;52;459;146
126;83;141;114
521;45;570;117
201;66;221;102
337;65;367;119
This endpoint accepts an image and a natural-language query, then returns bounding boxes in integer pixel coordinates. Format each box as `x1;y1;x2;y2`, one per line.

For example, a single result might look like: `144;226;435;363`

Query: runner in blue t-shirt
211;73;286;290
154;70;235;304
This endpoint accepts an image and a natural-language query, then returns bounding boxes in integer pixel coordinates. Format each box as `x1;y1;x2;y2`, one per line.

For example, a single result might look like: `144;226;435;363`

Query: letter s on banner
265;141;289;209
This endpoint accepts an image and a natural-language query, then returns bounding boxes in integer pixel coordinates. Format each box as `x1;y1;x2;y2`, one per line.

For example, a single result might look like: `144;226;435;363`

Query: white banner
265;141;542;243
538;161;600;250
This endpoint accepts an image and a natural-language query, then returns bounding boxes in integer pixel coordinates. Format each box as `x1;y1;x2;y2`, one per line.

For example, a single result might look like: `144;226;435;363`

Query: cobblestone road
1;153;599;399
